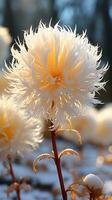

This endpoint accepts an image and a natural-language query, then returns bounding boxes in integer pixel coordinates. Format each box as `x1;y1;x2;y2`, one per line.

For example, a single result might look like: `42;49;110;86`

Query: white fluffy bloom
95;104;112;145
0;72;10;95
5;22;107;127
0;96;42;160
62;107;98;143
0;27;11;69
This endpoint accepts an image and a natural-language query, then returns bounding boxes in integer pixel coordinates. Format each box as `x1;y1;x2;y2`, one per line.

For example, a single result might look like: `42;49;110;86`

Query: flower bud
83;174;104;197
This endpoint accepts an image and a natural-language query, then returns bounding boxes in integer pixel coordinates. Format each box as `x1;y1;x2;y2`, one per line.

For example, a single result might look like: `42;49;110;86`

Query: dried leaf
67;184;77;192
66;188;77;200
70;191;76;200
68;180;83;189
59;148;80;160
20;183;31;191
7;182;18;195
33;153;54;173
67;183;89;199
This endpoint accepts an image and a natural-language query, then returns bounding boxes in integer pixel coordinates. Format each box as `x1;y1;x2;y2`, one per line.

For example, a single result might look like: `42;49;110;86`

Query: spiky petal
5;22;108;127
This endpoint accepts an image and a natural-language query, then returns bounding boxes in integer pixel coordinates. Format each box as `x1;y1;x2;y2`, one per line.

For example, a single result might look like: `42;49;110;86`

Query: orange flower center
0;113;14;144
50;70;63;84
3;127;14;140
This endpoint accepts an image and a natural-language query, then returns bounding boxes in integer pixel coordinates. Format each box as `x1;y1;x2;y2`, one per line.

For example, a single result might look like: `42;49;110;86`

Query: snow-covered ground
0;138;112;199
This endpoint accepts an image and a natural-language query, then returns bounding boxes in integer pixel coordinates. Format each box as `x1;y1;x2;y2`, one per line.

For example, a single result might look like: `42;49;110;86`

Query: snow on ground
0;138;112;199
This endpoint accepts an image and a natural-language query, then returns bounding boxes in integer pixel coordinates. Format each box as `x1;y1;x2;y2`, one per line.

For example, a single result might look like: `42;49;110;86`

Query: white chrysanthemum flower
5;22;107;127
0;96;42;160
95;105;112;145
62;107;97;143
0;27;11;69
0;72;10;95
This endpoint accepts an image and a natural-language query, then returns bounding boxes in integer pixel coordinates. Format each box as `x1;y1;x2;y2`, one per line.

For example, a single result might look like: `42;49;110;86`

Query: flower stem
51;125;67;200
89;193;95;200
90;194;92;200
8;156;21;200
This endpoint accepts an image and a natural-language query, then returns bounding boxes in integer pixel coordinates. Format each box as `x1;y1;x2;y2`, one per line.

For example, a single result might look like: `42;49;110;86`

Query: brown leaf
20;183;31;191
7;182;19;195
67;183;89;199
66;186;77;200
70;191;76;200
59;149;80;160
33;153;54;173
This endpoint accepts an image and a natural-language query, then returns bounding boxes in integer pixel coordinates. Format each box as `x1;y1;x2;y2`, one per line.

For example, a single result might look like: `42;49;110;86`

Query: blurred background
0;1;112;199
0;0;112;105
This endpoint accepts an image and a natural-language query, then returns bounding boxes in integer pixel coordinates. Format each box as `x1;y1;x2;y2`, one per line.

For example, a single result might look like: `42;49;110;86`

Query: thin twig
8;156;21;200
